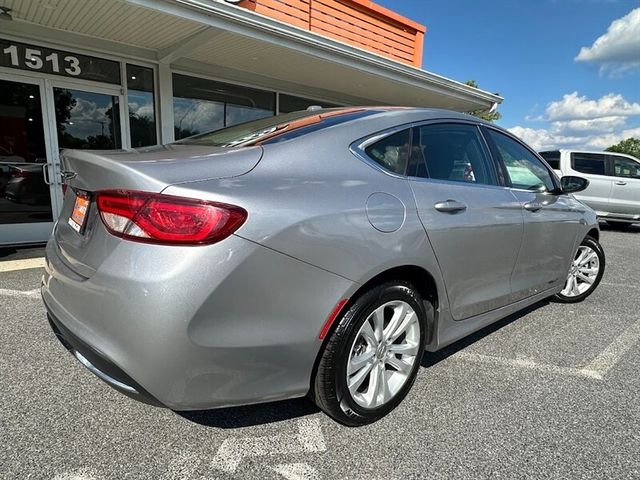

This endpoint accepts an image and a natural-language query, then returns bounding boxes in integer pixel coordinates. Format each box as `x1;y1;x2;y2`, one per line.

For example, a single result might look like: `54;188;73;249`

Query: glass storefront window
278;94;341;114
172;73;275;140
54;88;121;150
0;79;52;224
127;64;157;147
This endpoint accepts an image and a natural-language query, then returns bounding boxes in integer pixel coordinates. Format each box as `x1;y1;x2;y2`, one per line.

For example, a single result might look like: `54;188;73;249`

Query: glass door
51;86;123;150
0;75;126;246
0;75;58;246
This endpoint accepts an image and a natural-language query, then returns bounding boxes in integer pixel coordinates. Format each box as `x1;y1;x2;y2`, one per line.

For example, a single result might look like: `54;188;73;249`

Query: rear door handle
434;199;467;213
524;201;542;212
615;181;627;186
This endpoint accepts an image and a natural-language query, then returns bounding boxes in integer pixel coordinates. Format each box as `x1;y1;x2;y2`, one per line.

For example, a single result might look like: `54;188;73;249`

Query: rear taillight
95;190;247;245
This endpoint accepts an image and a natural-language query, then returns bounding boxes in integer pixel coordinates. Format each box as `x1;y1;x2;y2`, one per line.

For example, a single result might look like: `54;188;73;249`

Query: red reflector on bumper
319;299;349;340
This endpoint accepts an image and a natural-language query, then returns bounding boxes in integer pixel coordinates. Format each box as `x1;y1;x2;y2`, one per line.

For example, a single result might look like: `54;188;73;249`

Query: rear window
364;129;411;175
571;152;606;175
176;108;375;147
539;151;561;170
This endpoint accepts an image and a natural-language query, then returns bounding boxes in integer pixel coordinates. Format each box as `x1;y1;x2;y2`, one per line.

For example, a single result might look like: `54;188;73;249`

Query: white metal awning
1;0;502;111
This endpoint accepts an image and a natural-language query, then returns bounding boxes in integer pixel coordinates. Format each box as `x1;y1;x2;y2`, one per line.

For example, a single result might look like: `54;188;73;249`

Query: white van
539;150;640;228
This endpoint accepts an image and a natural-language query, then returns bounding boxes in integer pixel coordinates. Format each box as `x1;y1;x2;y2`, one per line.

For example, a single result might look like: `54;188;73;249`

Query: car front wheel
554;236;605;303
313;281;428;426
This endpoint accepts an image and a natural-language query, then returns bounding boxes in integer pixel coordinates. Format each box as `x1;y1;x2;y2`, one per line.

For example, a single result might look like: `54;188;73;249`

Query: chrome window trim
351;117;491;179
407;175;510;192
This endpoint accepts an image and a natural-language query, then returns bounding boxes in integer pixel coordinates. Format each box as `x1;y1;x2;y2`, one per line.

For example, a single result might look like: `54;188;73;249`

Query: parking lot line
602;282;640;290
211;418;326;474
0;257;45;272
584;319;640;376
0;288;40;298
452;351;603;380
273;463;321;480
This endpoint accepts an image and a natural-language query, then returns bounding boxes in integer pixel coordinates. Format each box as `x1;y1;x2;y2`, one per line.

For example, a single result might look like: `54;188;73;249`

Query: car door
567;152;613;214
608;154;640;218
483;128;582;301
408;122;524;320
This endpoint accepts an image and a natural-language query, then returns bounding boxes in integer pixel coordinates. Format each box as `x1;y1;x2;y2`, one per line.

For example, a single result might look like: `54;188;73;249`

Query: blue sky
376;0;640;150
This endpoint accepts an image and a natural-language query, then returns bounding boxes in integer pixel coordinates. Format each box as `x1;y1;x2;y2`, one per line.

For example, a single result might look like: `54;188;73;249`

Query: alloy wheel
346;300;420;409
560;245;600;297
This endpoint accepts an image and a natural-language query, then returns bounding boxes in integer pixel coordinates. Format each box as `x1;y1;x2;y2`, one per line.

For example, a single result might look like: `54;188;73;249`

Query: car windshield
176;108;368;147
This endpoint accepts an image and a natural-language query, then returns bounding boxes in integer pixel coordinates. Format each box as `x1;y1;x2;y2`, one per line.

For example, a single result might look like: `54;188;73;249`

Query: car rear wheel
554;236;605;303
313;281;428;426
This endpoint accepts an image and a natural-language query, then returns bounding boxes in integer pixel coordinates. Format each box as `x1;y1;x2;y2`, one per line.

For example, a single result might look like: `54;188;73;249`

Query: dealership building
0;0;502;245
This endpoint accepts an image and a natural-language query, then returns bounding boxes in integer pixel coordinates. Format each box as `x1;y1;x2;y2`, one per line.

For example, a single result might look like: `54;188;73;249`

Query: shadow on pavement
0;245;46;260
599;222;640;234
421;299;550;368
176;397;320;428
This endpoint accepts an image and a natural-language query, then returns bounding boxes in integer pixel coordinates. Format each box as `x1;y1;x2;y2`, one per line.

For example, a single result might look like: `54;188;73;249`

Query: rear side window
486;129;555;192
364;129;411;175
612;155;640;178
571;153;606;175
539;151;561;170
412;123;497;186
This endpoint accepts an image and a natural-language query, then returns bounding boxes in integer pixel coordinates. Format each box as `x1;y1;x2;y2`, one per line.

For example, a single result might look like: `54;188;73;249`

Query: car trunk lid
53;144;262;277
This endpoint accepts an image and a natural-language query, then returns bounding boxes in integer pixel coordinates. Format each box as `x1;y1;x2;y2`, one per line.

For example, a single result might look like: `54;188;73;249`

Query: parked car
539;149;640;228
5;163;50;206
43;108;605;426
0;147;26;197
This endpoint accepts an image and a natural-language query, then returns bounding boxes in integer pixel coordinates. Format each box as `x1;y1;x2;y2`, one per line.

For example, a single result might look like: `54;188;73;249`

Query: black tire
554;236;605;303
313;281;428;426
605;221;634;230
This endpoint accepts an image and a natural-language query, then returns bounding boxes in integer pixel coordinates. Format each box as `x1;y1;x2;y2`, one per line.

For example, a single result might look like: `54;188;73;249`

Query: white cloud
509;91;640;150
509;125;640;151
509;126;583;151
575;8;640;75
550;116;626;135
129;101;155;120
546;92;640;120
65;97;112;140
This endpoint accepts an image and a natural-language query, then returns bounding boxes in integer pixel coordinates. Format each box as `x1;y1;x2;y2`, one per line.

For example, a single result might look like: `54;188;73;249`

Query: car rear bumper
42;233;354;410
47;310;163;407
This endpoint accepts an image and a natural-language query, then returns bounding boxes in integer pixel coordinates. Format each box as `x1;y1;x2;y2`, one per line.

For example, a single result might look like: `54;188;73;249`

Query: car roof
331;106;490;123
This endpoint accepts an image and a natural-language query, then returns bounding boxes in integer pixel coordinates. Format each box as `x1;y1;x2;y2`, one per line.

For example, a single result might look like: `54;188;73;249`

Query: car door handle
434;200;467;213
615;181;627;186
524;201;542;212
42;164;51;185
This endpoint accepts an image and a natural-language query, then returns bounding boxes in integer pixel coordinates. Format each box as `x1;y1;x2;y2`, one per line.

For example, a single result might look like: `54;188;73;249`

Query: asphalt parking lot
1;226;639;480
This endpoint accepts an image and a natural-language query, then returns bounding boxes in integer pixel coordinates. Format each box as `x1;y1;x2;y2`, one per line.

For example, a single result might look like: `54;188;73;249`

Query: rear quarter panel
166;120;444;281
163;115;451;338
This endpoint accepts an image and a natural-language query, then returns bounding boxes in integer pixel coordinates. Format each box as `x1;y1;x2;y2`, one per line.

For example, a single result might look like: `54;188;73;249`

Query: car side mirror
559;176;589;194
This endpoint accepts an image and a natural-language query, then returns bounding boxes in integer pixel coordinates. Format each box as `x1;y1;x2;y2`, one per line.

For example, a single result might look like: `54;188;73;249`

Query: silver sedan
42;108;605;426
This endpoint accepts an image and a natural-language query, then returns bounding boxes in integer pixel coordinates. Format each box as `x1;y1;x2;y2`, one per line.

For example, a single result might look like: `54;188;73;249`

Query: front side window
364;129;411;175
571;152;606;176
413;123;497;186
172;74;275;140
487;129;555;191
612;156;640;178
